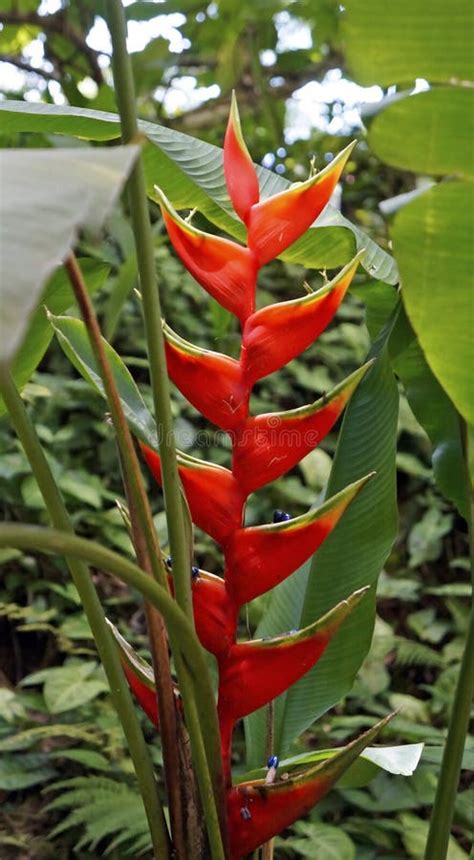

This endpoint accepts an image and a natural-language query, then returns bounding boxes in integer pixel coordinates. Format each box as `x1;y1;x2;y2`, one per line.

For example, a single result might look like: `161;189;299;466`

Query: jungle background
0;1;472;858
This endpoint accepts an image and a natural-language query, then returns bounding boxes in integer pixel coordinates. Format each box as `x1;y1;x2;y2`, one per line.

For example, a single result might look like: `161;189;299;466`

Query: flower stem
0;367;170;860
65;253;187;857
104;0;193;626
102;1;228;849
423;424;474;860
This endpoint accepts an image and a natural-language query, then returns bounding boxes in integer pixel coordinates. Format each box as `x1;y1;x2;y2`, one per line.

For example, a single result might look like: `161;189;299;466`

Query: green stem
0;521;219;751
424;428;474;860
0;520;226;858
103;2;227;849
0;367;169;860
104;0;192;626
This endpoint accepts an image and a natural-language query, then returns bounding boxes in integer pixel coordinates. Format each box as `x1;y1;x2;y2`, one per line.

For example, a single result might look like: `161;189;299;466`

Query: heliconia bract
113;98;389;857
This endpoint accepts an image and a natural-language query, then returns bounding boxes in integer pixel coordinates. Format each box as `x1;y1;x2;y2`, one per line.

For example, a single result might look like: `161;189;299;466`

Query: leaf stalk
0;366;170;860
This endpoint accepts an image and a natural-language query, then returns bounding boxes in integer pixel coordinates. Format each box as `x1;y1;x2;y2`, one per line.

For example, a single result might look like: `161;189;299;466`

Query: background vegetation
0;1;472;858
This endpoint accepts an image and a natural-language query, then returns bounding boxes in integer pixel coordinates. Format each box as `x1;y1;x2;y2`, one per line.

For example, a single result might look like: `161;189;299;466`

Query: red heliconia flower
224;476;373;607
155;188;257;324
163;322;249;430
141;445;245;544
131;98;395;855
240;253;362;386
244;142;356;266
227;715;392;859
224;92;260;225
231;362;372;493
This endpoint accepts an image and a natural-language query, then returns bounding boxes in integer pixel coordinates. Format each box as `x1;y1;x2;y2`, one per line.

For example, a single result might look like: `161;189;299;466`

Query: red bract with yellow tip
117;99;386;857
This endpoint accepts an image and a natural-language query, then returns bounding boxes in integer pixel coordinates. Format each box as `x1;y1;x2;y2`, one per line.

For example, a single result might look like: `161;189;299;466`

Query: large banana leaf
392;181;474;426
369;88;474;179
245;310;399;765
0;146;138;366
390;307;468;518
341;0;474;85
0;100;397;283
0;260;109;419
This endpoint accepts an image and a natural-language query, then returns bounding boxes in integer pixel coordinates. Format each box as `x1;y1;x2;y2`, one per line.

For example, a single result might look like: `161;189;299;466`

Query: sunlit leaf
0;146;138;364
392;181;474;425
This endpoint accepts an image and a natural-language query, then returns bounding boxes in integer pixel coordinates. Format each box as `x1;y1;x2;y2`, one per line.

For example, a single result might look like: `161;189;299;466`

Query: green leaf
0;146;138;365
23;663;108;714
0;724;99;753
399;813;469;859
341;0;474;85
280;821;356;859
49;749;110;771
48;313;158;448
44;776;150;855
0;259;109;418
0;100;397;282
246;313;399;764
390;307;468;517
369;88;474;179
392;181;474;425
0;753;56;791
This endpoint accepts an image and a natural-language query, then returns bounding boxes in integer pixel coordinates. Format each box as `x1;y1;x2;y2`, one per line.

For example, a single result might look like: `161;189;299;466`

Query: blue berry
191;566;200;579
267;755;279;769
165;556;172;569
273;509;291;524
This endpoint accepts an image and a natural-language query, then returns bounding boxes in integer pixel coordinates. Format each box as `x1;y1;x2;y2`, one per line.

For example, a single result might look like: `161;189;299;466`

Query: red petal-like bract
227;716;392;858
191;571;236;657
107;620;177;729
224;92;260;225
240;254;362;386
224;476;373;607
123;661;159;727
156;188;257;324
246;141;355;266
218;589;369;780
232;363;372;493
141;445;245;545
163;323;249;430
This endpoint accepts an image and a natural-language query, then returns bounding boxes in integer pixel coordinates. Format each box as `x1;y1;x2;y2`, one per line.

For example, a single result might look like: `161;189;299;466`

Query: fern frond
393;637;445;668
45;776;151;855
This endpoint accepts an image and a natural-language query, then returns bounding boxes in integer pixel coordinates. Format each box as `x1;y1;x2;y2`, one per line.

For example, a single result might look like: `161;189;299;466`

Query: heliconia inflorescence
112;97;387;857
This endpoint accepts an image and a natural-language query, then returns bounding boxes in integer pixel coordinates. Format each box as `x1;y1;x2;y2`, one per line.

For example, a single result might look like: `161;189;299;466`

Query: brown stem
65;254;187;858
0;54;60;81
